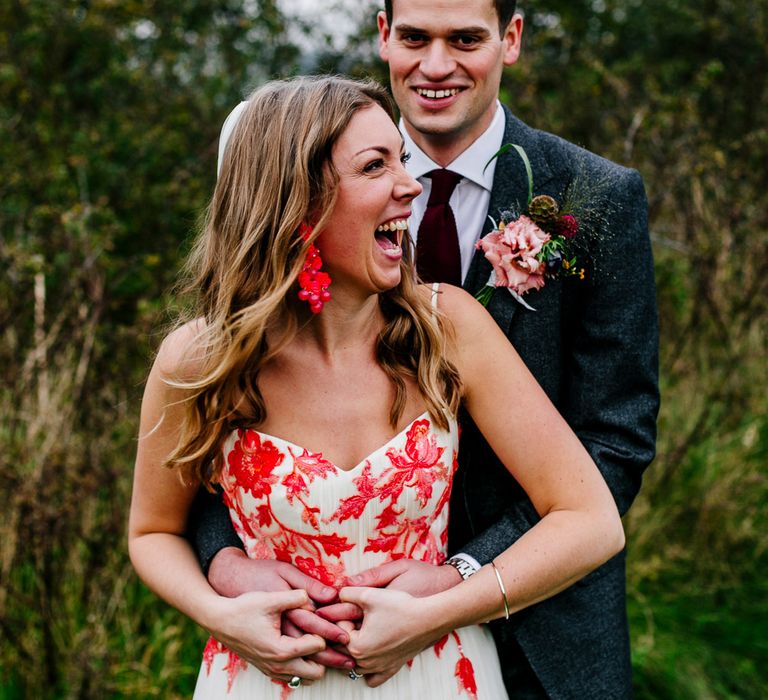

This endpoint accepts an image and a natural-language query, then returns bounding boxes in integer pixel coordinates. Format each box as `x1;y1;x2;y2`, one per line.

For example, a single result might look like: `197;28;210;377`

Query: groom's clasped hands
208;550;461;687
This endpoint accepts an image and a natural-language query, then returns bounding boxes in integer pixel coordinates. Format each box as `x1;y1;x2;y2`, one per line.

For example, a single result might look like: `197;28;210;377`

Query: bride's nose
395;169;422;202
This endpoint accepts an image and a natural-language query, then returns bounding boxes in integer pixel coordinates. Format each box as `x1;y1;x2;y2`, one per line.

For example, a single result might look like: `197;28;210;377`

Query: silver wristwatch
444;554;480;580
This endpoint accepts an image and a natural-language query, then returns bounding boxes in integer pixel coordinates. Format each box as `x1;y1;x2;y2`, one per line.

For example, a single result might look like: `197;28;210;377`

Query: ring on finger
288;676;302;689
349;669;364;681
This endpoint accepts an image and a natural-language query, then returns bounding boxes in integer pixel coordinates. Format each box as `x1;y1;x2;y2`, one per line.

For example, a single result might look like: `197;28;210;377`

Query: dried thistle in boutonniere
476;145;585;310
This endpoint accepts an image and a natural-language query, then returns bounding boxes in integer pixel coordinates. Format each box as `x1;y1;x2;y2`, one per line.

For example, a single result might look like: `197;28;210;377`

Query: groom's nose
420;41;456;80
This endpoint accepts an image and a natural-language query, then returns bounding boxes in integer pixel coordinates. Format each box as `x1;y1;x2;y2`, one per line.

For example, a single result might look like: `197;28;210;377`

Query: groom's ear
377;11;391;62
501;14;524;67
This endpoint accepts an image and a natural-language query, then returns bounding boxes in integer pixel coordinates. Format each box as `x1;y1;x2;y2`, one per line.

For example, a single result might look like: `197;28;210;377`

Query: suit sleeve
187;486;245;574
561;169;659;514
458;168;659;565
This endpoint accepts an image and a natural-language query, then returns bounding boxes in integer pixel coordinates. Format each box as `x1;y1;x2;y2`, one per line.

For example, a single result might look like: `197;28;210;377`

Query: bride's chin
376;272;402;293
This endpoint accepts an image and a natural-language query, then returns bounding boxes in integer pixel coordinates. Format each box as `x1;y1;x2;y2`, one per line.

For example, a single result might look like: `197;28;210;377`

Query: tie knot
427;169;462;205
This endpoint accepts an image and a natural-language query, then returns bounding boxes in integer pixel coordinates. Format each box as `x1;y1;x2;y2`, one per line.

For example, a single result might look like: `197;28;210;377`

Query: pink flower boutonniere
476;145;585;310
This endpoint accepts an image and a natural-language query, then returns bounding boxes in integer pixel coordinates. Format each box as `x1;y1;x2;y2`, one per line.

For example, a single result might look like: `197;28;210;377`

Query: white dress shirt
402;102;506;284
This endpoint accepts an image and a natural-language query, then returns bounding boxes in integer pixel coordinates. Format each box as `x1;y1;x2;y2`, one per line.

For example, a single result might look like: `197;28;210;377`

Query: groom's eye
400;32;429;46
452;34;481;48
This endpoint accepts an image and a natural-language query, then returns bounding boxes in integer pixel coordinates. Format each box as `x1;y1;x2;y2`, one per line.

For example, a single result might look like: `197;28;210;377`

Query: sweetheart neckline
239;410;436;473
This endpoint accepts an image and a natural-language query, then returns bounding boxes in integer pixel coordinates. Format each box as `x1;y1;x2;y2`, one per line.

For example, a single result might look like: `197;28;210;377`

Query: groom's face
378;0;522;160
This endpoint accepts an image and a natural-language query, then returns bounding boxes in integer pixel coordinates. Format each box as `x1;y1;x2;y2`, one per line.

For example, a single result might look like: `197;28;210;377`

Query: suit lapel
463;107;555;333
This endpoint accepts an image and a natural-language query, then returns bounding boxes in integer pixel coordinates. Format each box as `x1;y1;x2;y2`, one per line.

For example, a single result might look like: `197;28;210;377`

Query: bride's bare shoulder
413;284;502;365
417;283;491;329
154;318;209;382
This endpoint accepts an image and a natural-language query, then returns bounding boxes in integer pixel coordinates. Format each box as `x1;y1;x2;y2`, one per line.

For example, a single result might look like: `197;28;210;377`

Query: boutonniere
475;145;585;310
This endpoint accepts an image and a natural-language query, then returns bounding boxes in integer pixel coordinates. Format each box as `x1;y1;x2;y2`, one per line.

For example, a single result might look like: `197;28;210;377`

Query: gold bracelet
490;560;510;620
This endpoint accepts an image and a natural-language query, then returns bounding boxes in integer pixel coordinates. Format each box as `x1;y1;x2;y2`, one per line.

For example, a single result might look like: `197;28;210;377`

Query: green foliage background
1;1;766;697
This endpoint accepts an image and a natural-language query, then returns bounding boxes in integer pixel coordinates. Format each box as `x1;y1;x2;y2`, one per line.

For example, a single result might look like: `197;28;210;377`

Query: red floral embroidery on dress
291;446;337;481
328;461;378;524
327;420;452;560
456;655;479;700
223;433;354;577
434;633;450;657
430;629;478;696
227;430;282;499
452;631;479;699
271;678;293;699
281;447;335;528
203;637;246;691
294;555;344;587
380;419;447;506
207;416;464;692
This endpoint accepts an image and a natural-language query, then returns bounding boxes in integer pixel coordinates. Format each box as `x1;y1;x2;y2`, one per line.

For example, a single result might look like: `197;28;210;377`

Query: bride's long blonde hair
165;76;462;487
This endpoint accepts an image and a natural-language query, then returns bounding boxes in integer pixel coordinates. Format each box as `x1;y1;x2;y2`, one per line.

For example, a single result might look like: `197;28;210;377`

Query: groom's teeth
417;88;459;99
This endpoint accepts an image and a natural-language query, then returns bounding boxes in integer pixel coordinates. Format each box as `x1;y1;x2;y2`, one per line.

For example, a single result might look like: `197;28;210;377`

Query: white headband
216;100;249;178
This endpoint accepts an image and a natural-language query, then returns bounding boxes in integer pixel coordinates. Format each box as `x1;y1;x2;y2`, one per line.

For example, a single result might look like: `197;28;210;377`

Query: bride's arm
128;326;327;682
340;285;624;681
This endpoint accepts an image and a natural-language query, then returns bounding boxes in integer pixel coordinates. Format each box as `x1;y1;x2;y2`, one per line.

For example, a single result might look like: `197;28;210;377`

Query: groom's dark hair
384;0;518;35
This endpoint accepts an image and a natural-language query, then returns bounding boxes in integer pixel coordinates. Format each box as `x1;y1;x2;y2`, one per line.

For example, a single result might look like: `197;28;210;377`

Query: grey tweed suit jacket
449;106;659;699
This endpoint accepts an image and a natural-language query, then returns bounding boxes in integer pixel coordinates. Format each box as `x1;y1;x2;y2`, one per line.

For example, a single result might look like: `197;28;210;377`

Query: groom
191;0;659;697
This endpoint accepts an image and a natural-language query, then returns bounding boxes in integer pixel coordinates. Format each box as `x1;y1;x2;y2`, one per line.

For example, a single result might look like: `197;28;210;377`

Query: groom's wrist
444;553;481;581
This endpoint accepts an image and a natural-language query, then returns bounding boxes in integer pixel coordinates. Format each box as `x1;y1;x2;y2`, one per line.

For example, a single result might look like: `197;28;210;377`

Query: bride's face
315;104;422;296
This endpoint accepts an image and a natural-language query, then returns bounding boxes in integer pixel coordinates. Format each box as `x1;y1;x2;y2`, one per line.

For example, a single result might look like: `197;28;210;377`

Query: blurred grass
630;567;768;700
628;398;768;699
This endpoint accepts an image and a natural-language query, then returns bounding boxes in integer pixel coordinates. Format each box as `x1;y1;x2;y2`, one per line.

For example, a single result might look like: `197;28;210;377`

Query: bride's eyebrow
353;141;406;157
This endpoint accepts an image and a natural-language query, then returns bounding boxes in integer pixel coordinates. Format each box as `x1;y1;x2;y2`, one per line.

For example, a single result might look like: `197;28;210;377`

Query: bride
128;76;624;698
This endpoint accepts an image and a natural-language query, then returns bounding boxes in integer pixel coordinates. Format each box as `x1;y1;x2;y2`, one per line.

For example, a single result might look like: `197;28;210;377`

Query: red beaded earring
296;223;332;314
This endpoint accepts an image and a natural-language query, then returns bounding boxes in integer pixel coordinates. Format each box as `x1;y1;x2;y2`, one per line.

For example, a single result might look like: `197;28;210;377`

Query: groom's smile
377;0;522;164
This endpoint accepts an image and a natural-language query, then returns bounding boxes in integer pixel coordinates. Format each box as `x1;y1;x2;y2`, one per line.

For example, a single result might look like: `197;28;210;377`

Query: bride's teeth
377;219;407;233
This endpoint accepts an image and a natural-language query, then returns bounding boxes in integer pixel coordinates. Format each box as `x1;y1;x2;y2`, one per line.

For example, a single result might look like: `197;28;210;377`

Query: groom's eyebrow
394;23;426;34
394;23;492;38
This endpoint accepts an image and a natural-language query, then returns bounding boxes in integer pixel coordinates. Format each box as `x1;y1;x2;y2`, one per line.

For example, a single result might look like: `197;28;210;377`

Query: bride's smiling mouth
375;218;408;254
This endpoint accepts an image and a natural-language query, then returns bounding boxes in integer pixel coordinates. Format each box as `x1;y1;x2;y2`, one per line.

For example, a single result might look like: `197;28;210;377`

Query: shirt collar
401;101;505;192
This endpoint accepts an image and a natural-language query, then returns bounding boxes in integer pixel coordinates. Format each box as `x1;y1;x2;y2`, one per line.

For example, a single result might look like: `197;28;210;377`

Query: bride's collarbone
252;352;427;465
259;355;417;408
252;390;428;470
252;411;425;472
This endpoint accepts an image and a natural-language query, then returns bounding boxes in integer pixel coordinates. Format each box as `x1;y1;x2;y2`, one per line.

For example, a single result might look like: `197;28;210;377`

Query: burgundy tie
416;169;462;286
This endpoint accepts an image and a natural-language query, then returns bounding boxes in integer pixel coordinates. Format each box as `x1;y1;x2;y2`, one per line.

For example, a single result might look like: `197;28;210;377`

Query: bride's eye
401;152;412;165
363;158;385;173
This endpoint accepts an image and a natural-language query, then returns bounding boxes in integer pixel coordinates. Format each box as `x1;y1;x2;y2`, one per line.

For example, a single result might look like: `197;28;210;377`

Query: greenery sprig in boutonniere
475;144;585;310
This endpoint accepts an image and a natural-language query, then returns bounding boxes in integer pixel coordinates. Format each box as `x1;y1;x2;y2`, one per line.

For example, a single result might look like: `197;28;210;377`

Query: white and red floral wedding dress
193;413;508;699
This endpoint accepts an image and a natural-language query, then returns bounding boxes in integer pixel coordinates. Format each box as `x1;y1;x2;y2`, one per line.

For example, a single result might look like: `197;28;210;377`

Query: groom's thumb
348;560;402;588
338;586;373;610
